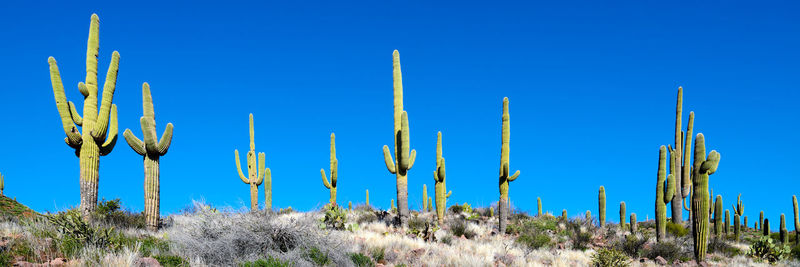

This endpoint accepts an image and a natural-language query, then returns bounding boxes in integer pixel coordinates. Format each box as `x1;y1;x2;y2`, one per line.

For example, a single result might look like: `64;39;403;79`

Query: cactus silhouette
763;218;770;236
498;97;520;234
123;83;174;231
48;14;120;220
690;133;720;263
760;211;764;230
656;146;675;242
234;114;270;211
780;214;788;243
599;186;606;227
433;131;452;225
321;133;338;204
382;50;417;226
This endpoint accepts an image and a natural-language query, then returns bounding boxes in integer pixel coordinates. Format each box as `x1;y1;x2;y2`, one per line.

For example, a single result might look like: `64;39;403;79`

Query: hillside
0;195;38;219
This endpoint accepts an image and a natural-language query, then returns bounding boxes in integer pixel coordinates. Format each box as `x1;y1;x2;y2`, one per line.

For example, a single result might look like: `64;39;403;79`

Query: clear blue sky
0;1;797;229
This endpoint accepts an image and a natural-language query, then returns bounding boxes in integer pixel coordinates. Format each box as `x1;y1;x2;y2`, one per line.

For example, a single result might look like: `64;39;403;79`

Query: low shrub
665;221;688;237
153;255;189;267
305;247;331;266
516;232;551;250
643;240;685;263
239;256;291;267
92;198;147;229
615;234;647;258
349;252;374;267
707;238;741;257
355;212;378;224
321;204;347;230
449;220;476;239
748;236;791;263
591;248;630;267
369;247;385;263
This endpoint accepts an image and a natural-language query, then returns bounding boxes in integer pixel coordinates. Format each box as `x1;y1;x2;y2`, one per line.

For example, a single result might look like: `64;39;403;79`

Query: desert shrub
0;249;12;267
665;222;688;237
707;238;741;257
407;216;438;241
45;209;128;257
591;248;630;267
369;247;385;263
506;215;557;235
239;256;292;267
321;204;347;230
154;255;189;267
92;198;147;229
355;212;378;224
449;220;476;239
306;247;331;266
277;207;294;215
440;235;453;245
615;234;647;257
748;236;791;263
562;219;595;251
349;252;374;267
643;240;685;263
791;244;800;260
448;203;472;214
517;232;551;250
139;235;170;257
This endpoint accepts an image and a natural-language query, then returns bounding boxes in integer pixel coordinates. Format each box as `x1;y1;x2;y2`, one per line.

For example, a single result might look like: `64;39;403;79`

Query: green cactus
763;218;770;236
734;214;741;241
586;210;591;221
724;209;730;235
537;197;543;217
490;207;495;218
630;213;638;233
690;133;720;263
732;194;744;218
562;209;568;221
656;146;675;242
760;211;764;230
422;184;428;212
670;87;694;224
321;133;338;204
433;131;452;225
48;14;120;220
382;50;417;226
620;202;626;230
780;214;788;243
366;190;369;207
123;83;174;231
498;97;520;234
744;216;748;230
348;201;352;211
0;172;4;196
234;114;270;211
599;186;606;227
713;195;722;236
427;197;432;212
793;196;799;245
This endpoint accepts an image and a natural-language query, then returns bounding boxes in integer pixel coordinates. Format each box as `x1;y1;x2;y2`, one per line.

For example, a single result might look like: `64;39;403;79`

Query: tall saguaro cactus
498;97;520;234
48;14;120;220
433;131;452;225
734;214;741;240
537;197;543;216
382;50;417;226
793;196;799;245
0;173;4;196
321;133;338;204
656;146;675;242
780;214;787;243
599;186;606;227
234;114;270;211
630;213;638;233
671;87;695;223
713;196;723;235
620;202;627;230
690;133;720;263
732;194;744;223
422;184;428;212
123;83;174;231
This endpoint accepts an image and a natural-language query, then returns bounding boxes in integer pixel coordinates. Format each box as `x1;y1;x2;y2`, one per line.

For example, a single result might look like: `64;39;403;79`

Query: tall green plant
498;97;520;234
655;146;675;242
690;133;720;263
599;186;606;227
619;202;626;230
793;196;799;245
670;88;694;224
321;133;338;204
234;114;270;211
48;14;120;220
537;197;543;217
433;131;452;225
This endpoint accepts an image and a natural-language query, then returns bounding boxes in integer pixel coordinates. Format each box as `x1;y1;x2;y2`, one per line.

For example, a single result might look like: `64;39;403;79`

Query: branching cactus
793;196;799;244
537;197;543;217
599;186;606;227
433;131;452;225
382;50;417;226
655;146;675;242
123;83;174;231
321;133;338;204
620;202;626;230
671;88;695;224
498;97;520;234
234;114;270;211
48;14;120;220
713;195;723;235
690;133;720;263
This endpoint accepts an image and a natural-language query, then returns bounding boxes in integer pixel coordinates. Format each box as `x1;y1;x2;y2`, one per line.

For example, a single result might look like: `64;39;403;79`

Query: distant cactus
599;186;606;227
630;213;638;233
713;195;722;235
734;214;741;241
0;172;4;196
690;133;720;263
382;50;417;226
656;146;675;242
562;209;568;221
391;199;395;212
793;196;799;245
744;216;748;230
498;97;520;234
433;132;452;225
321;133;338;204
763;218;770;236
724;209;730;235
48;14;120;220
620;202;626;230
586;210;591;221
348;201;352;211
427;197;432;212
366;190;369;207
490;207;494;218
780;214;788;243
422;184;428;212
123;83;174;231
760;211;764;230
234;114;269;212
732;194;744;218
537;197;543;217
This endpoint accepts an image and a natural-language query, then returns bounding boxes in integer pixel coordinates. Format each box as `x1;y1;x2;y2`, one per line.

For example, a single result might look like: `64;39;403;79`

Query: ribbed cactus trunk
724;209;730;235
671;88;694;224
382;50;416;226
321;133;338;204
690;133;720;263
123;83;174;231
759;211;764;231
734;214;741;241
562;209;567;221
365;190;369;207
586;210;591;221
793;196;799;245
234;114;268;212
49;14;120;221
656;146;675;242
433;132;451;225
620;202;626;230
780;214;787;243
763;219;770;236
422;184;428;212
599;187;606;227
744;216;748;230
498;97;520;234
537;197;542;217
713;196;723;236
630;213;638;233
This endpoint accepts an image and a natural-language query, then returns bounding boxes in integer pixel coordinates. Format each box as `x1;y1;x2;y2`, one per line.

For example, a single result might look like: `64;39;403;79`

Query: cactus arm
321;169;332;189
98;104;118;156
684;196;692;211
408;149;416;170
701;151;720;174
140;116;158;153
253;152;265;185
92;51;120;141
234;150;250;184
508;170;520;181
48;57;83;146
142;82;155;119
446;191;452;198
67;101;83;126
123;129;146;156
664;174;675;203
681;112;694;197
157;123;173;155
382;145;396;174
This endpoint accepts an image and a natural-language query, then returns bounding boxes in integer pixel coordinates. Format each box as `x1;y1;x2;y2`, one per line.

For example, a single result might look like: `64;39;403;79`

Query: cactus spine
620;202;626;230
321;133;338;204
382;50;417;226
123;83;174;231
690;133;720;263
734;214;741;241
537;197;543;216
48;14;120;220
433;131;452;225
780;214;788;243
599;186;606;227
656;146;675;242
793;196;799;245
234;114;269;211
671;88;694;223
498;97;520;234
630;213;638;233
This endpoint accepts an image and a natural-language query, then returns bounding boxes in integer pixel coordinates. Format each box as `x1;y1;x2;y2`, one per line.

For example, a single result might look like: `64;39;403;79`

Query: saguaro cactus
48;14;120;220
123;83;174;231
793;196;799;245
321;133;338;204
562;209;568;221
0;172;4;196
656;146;675;242
433;131;452;225
422;184;428;212
732;194;744;232
744;216;748;230
671;88;695;223
427;197;432;212
586;210;591;221
690;133;720;263
714;196;723;235
760;211;764;230
234;114;270;211
365;190;369;207
599;186;606;227
780;214;787;243
620;202;627;230
498;97;520;234
537;197;543;217
630;213;638;233
763;218;770;236
382;50;417;226
724;209;730;235
734;214;741;241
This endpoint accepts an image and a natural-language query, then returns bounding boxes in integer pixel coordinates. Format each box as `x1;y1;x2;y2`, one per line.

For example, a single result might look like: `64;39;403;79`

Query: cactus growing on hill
690;133;720;263
382;50;417;226
562;209;567;221
123;83;174;231
620;202;626;230
422;184;428;212
713;196;723;235
537;197;543;216
0;172;4;196
48;14;120;220
433;131;452;225
348;201;352;211
366;190;369;207
670;88;695;224
724;209;730;235
793;196;799;245
586;210;591;220
427;197;432;212
321;133;338;204
744;216;748;230
734;214;741;241
763;218;770;236
498;97;520;234
234;114;270;211
599;186;606;227
655;146;675;242
760;211;764;230
780;214;787;243
630;213;638;233
732;194;744;218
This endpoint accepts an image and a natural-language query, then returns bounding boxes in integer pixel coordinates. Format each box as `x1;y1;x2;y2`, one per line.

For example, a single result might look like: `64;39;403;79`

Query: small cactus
724;209;730;235
630;213;638;233
744;216;749;230
620;202;626;230
366;190;370;207
656;146;675;242
562;209;568;221
760;211;764;230
793;196;799;245
234;114;269;211
321;133;338;204
391;199;396;212
586;210;591;221
599;186;606;227
348;201;352;211
0;172;4;196
763;218;770;236
489;207;495;218
422;184;428;212
734;214;741;241
427;197;432;212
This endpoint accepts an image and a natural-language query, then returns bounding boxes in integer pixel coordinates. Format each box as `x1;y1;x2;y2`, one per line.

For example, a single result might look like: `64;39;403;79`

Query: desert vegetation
0;13;798;267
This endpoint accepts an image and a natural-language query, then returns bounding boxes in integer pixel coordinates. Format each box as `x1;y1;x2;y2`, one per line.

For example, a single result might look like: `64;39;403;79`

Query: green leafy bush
516;232;551;250
665;221;688;237
748;236;791;263
349;252;374;267
154;255;189;267
643;240;685;263
615;234;647;257
239;256;291;267
305;247;331;266
591;248;630;267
